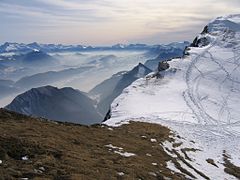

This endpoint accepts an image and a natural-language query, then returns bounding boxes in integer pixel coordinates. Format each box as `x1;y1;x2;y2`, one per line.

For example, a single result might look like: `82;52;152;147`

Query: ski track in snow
105;15;240;179
183;30;240;136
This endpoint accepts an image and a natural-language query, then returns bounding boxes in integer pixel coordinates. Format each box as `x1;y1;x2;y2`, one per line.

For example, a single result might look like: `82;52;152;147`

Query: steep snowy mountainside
107;14;240;130
105;15;240;179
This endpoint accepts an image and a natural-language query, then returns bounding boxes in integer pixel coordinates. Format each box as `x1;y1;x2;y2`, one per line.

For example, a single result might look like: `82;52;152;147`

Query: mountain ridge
0;42;189;53
89;63;152;116
6;86;103;125
104;14;240;179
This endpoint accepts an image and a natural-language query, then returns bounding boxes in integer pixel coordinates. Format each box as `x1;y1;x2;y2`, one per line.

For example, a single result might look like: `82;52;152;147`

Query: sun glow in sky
1;0;240;45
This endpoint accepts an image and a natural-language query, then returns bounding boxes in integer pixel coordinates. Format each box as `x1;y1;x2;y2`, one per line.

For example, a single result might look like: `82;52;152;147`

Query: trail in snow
105;14;240;179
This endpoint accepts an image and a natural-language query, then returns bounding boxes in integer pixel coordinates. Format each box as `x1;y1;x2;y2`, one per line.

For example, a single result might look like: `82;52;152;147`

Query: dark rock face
144;48;185;71
5;86;103;125
201;26;209;35
103;109;111;122
150;61;171;79
191;37;210;48
143;41;189;71
190;26;210;47
158;61;170;71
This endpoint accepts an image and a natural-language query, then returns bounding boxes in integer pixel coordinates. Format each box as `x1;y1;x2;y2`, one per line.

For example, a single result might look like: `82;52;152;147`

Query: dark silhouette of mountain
5;86;103;125
20;50;57;66
14;66;93;90
89;63;152;116
89;71;127;103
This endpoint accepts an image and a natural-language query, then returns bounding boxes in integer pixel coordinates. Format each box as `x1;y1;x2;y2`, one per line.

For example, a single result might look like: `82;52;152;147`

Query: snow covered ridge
208;14;240;33
106;13;240;131
192;14;240;48
105;14;240;179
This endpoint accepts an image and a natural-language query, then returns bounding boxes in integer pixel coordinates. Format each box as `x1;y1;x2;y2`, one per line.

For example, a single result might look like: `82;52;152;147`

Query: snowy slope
105;15;240;179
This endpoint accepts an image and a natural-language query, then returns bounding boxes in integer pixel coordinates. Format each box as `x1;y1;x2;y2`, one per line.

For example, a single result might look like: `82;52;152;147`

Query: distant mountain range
20;50;57;67
14;66;93;90
0;41;189;120
5;86;103;125
0;42;189;54
4;63;152;124
0;50;57;68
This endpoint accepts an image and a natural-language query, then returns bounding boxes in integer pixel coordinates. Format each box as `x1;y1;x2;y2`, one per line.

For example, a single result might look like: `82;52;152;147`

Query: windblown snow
105;14;240;179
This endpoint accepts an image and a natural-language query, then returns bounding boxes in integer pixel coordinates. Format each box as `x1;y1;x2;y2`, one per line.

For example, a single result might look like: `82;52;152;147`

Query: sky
0;0;240;45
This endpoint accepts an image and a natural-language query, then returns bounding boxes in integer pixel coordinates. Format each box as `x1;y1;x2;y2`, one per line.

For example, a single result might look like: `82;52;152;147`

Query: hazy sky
0;0;239;45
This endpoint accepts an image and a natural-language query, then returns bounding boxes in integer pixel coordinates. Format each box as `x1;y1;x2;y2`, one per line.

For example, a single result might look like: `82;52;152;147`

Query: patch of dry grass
0;109;189;180
223;151;240;179
206;159;218;168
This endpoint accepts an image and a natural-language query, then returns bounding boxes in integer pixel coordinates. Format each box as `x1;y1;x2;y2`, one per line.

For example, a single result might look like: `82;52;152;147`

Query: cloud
0;0;239;45
33;0;107;9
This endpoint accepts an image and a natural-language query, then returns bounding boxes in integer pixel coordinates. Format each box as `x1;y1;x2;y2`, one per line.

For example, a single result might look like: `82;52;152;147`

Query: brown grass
223;151;240;179
206;159;218;168
0;109;189;180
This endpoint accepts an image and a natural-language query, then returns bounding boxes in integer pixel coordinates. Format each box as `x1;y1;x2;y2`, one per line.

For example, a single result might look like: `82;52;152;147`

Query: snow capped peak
33;49;40;52
210;14;240;24
190;14;240;48
107;14;240;129
112;44;127;49
0;42;26;52
208;14;240;34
